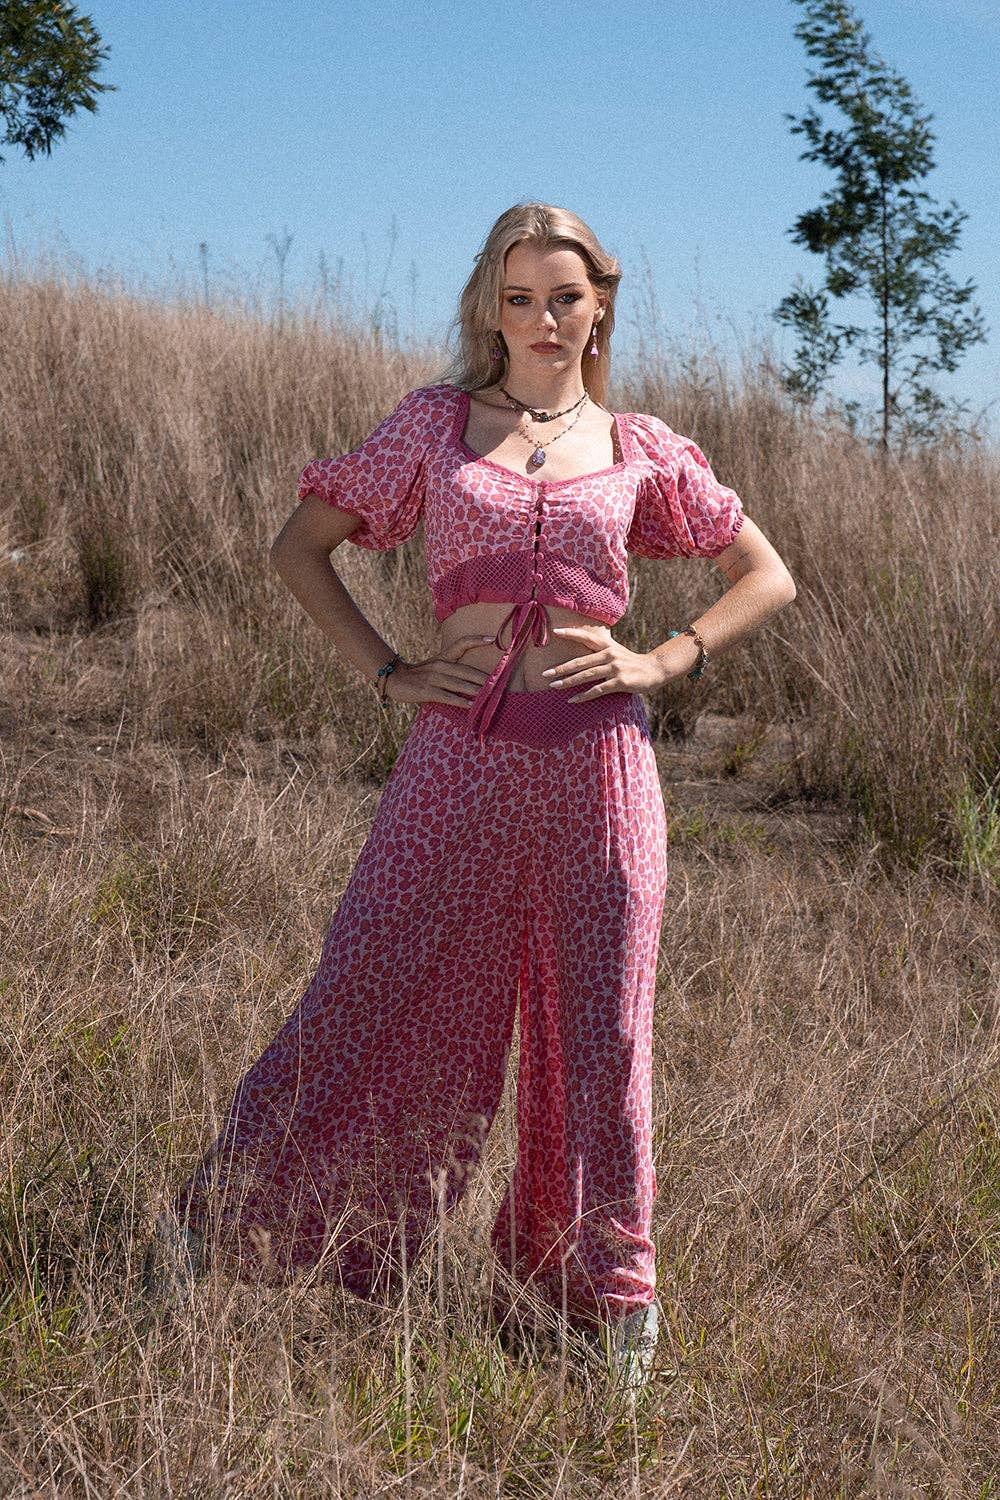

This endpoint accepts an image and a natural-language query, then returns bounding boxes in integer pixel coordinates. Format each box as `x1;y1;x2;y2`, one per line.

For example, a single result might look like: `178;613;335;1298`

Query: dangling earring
490;333;504;362
588;324;599;360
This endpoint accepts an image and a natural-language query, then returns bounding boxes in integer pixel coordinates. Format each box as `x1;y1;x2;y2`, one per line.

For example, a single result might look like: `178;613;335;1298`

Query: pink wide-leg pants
174;684;669;1330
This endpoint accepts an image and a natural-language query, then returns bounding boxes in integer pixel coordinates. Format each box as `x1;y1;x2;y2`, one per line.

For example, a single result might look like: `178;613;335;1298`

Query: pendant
529;447;546;468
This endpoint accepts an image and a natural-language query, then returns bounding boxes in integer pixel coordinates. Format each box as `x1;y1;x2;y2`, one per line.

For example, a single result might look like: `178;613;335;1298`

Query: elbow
270;523;300;564
739;564;796;607
269;534;293;577
270;532;339;576
768;564;796;606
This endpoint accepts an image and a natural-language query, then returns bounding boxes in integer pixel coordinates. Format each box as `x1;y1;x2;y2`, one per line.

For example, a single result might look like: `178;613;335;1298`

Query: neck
500;364;589;412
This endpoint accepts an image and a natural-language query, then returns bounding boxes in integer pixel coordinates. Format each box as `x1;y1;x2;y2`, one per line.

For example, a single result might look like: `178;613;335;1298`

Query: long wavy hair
433;203;622;408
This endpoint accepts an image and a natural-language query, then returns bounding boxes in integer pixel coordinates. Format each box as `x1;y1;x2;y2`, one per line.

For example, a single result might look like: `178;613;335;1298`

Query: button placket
530;482;546;599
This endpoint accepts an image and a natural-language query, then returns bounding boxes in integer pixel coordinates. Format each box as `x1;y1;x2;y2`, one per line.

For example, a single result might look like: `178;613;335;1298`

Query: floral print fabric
174;687;668;1330
296;385;746;621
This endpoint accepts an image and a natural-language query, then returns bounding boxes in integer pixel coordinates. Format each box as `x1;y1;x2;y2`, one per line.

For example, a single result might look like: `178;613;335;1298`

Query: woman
149;202;796;1395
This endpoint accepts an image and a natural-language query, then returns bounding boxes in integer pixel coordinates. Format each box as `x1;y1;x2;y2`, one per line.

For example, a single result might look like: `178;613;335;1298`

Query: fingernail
541;668;554;677
548;679;563;689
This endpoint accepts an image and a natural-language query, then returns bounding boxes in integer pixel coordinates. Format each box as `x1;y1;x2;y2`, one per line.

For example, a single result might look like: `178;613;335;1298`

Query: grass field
1;269;998;1495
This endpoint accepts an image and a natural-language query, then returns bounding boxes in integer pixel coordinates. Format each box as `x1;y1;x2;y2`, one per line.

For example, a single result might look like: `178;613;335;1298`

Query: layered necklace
499;383;589;470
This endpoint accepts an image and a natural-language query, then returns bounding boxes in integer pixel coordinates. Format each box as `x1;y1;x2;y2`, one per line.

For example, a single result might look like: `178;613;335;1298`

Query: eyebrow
502;282;586;292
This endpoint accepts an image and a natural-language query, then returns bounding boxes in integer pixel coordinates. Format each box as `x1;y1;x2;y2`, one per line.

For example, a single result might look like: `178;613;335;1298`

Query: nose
538;307;558;332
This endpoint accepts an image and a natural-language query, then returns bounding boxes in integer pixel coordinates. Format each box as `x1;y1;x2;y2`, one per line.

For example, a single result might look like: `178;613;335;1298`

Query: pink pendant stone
530;448;546;467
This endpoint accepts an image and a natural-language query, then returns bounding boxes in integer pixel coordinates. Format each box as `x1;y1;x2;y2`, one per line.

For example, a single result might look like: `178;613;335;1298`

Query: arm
646;514;797;684
269;496;403;684
269;497;493;706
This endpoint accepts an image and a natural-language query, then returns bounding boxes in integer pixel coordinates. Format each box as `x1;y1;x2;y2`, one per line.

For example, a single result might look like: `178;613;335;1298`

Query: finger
550;663;620;693
441;657;494;677
427;690;477;707
425;661;493;691
446;634;497;657
446;669;493;691
566;676;617;703
541;654;597;678
552;668;603;688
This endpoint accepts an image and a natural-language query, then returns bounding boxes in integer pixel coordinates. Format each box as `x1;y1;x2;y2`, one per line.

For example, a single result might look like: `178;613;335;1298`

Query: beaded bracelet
667;625;708;679
375;651;402;703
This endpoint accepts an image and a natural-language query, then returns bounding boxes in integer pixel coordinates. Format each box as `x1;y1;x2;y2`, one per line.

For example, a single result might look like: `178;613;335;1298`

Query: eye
505;293;582;306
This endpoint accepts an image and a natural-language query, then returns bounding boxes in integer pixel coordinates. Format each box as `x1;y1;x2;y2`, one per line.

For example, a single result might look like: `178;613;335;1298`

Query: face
497;241;606;375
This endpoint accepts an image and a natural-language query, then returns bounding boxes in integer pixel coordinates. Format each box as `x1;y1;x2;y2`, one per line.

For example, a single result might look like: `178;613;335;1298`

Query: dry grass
1;268;998;1495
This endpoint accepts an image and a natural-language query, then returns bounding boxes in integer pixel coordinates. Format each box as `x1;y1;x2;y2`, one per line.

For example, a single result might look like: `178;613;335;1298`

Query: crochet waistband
417;685;649;751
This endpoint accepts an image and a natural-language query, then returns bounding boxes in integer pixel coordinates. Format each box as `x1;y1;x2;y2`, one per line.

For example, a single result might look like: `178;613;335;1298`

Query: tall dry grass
624;345;999;889
1;268;996;883
1;266;998;1494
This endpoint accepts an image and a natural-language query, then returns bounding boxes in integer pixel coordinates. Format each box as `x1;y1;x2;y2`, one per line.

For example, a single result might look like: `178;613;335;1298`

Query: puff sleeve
626;412;745;561
296;387;432;550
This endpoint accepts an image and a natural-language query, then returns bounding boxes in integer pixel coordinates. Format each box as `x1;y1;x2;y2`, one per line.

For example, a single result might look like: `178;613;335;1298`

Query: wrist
374;650;404;703
384;660;411;701
648;634;701;686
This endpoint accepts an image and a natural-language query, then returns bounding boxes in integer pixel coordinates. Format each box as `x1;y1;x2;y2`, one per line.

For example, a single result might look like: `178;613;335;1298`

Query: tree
774;0;987;449
0;0;114;165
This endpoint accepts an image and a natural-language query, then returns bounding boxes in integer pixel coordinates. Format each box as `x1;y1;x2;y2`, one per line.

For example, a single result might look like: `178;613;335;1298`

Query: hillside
1;274;998;1495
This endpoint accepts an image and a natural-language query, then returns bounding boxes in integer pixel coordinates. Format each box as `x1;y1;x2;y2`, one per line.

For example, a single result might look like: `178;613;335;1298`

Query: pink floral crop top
297;383;745;741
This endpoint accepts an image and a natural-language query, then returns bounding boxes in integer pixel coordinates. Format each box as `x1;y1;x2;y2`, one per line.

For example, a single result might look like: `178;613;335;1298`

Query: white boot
576;1299;659;1397
141;1212;208;1310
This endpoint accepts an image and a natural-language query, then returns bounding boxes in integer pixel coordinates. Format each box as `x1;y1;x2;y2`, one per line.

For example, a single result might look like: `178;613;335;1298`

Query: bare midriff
438;601;614;694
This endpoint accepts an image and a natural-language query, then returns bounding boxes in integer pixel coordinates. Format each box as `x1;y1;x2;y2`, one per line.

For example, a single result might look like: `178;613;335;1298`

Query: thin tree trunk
880;177;890;451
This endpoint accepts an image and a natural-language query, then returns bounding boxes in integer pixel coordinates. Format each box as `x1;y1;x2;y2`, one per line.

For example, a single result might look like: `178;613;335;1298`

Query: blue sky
2;0;997;437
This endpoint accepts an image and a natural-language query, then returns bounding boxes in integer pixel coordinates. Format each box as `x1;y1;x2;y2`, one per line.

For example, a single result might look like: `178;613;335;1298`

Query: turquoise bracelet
667;626;708;679
376;651;402;702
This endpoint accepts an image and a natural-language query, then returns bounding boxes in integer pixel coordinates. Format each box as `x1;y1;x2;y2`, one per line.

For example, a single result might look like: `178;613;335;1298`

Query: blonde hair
433;203;622;407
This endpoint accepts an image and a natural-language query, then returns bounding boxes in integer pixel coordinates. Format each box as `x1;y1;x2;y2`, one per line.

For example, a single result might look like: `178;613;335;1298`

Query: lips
531;343;562;351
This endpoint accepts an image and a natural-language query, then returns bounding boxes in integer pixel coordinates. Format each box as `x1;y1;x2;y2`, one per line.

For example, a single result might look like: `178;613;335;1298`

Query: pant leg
490;707;668;1329
175;709;532;1297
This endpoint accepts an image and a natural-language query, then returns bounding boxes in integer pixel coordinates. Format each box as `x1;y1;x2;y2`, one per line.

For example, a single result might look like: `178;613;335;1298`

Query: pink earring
588;324;599;359
490;334;503;362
